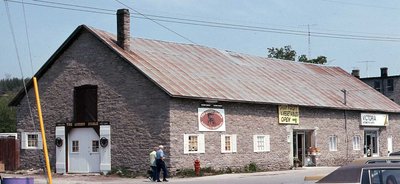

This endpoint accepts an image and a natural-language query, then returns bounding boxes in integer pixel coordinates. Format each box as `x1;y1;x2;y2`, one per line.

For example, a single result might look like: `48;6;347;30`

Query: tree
267;45;327;64
298;55;327;64
267;45;296;61
0;94;16;132
0;76;28;133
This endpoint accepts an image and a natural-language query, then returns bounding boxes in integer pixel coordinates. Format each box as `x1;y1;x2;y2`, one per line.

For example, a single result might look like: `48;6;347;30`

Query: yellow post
33;77;53;184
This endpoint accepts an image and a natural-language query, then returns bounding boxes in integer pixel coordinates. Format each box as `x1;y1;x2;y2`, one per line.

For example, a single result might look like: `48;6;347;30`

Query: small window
28;134;38;148
253;135;270;152
353;135;361;150
72;140;79;153
374;81;381;92
329;135;337;151
387;79;394;91
189;136;198;152
92;140;99;152
221;134;237;153
21;132;42;149
184;134;205;154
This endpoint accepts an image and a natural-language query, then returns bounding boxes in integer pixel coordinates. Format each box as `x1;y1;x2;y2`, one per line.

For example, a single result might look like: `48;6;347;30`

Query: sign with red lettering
198;108;225;131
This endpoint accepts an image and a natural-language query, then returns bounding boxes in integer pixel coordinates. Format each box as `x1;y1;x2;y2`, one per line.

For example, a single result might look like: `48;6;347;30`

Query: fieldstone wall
15;30;170;173
168;98;400;171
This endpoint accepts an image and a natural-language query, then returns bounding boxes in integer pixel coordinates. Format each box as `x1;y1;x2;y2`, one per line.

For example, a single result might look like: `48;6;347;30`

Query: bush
244;162;258;173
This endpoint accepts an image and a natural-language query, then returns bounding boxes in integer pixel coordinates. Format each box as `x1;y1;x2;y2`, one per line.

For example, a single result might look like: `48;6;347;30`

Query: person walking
155;145;168;182
149;147;157;182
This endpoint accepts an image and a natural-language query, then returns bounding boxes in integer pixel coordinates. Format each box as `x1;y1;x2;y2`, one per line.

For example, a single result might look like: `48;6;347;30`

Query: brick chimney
117;9;130;51
381;67;388;77
351;69;360;78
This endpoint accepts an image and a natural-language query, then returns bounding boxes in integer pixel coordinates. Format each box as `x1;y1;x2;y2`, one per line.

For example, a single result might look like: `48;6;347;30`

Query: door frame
364;128;380;157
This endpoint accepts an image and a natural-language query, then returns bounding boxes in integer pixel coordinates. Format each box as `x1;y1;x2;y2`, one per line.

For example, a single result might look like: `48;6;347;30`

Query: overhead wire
5;0;400;43
114;0;196;44
21;0;34;75
4;0;45;179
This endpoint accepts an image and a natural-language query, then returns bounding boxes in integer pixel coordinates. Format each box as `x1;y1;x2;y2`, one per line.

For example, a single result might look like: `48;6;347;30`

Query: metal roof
88;26;400;112
9;25;400;113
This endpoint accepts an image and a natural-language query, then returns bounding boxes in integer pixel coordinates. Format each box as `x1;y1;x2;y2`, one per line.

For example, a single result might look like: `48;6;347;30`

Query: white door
68;128;100;173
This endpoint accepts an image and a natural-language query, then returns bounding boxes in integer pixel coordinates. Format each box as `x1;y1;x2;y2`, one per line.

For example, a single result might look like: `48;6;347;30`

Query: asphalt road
0;167;337;184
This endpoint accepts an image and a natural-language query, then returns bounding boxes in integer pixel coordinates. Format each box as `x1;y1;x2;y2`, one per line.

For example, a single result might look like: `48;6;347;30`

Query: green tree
267;45;296;61
267;45;327;64
298;54;327;64
0;76;29;133
0;94;16;132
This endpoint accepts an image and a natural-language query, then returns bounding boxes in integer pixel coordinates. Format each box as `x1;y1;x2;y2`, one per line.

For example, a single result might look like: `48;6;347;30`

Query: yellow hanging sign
278;105;299;125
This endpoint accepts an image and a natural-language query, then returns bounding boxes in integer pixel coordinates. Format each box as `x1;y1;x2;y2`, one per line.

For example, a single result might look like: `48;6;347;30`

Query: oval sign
200;109;224;130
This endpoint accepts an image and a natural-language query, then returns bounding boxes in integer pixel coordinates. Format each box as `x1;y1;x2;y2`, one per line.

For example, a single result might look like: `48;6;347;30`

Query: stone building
10;9;400;174
353;67;400;105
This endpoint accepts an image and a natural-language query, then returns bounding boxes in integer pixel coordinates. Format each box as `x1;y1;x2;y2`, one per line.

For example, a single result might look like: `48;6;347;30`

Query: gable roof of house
10;25;400;113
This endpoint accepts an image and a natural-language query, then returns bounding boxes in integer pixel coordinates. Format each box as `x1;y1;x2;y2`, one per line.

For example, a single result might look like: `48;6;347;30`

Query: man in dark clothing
155;145;168;182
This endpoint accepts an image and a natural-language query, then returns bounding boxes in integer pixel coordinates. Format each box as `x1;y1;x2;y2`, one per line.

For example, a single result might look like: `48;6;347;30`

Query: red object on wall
194;159;200;176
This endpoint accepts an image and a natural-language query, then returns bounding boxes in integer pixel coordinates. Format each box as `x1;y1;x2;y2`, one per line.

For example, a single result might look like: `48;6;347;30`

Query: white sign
361;113;388;126
198;108;225;131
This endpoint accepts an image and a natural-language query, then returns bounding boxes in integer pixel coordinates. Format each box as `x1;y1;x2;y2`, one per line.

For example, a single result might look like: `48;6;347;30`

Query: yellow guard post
33;77;53;184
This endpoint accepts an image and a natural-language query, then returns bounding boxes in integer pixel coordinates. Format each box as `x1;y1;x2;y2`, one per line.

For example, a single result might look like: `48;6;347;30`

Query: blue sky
1;0;399;79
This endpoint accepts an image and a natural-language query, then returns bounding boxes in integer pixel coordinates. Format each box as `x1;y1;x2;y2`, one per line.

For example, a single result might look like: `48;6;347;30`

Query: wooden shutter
198;134;205;153
265;135;270;152
221;135;226;153
232;134;237;153
37;133;43;149
183;134;189;154
253;135;258;152
21;132;27;149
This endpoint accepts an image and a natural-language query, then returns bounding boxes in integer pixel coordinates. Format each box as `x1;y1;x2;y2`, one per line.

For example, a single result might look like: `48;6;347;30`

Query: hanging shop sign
361;113;388;126
198;108;225;131
278;105;299;125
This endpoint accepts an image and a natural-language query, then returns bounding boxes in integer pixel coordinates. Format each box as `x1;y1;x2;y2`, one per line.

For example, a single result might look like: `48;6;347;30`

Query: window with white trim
184;134;205;154
352;135;361;150
221;134;237;153
329;135;338;151
253;135;270;152
21;132;42;149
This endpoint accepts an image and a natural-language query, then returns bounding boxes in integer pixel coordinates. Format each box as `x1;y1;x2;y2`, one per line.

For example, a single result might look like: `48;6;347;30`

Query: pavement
0;167;338;184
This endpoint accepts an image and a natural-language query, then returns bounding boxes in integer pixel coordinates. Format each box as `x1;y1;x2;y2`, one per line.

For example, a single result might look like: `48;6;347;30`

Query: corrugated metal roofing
87;26;400;113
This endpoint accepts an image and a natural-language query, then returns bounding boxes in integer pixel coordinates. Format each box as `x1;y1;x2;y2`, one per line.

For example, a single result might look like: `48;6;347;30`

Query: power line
321;0;399;10
21;0;34;75
6;0;400;43
113;0;196;44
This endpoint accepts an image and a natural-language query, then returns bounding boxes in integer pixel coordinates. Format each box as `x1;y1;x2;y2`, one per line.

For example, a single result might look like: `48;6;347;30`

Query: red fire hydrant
194;159;200;176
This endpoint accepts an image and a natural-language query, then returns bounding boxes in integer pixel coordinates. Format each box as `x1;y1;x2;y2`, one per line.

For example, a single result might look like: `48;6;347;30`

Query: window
221;134;237;153
74;85;98;123
28;134;38;147
374;81;381;92
387;79;394;91
92;140;99;152
21;132;42;149
329;135;337;151
184;134;205;154
253;135;270;152
353;135;361;150
72;140;79;153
